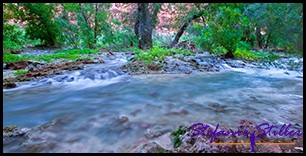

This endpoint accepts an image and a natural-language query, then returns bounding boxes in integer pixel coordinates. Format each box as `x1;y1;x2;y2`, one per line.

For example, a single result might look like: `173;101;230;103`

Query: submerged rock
10;49;23;54
3;125;30;144
225;59;246;68
117;115;129;123
3;82;17;89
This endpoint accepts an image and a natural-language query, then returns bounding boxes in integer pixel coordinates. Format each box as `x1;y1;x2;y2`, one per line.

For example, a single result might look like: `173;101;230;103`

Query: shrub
196;4;250;56
233;48;259;61
3;23;43;51
134;45;192;64
13;70;28;76
97;28;138;51
3;54;31;63
171;127;186;148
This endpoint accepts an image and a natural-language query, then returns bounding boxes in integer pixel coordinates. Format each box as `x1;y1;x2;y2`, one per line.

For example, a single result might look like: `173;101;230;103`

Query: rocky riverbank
121;52;303;75
3;48;303;89
126;120;303;153
4;119;302;153
3;49;131;89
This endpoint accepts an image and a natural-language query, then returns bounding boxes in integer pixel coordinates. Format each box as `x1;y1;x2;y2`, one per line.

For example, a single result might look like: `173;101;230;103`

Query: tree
135;3;153;50
56;3;111;48
134;3;162;50
15;3;62;46
195;4;249;58
169;9;205;48
243;3;303;53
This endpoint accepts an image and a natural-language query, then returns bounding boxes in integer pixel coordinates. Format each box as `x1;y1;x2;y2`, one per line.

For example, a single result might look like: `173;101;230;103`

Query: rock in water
3;82;17;89
3;126;30;137
5;61;29;70
117;115;129;123
185;69;192;74
144;126;171;139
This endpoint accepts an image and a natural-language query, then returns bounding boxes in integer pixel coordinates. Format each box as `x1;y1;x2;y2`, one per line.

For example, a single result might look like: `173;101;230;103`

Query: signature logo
189;122;303;152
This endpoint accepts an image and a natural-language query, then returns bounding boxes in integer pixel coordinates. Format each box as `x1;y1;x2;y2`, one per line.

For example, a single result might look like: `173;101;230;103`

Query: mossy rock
3;125;18;133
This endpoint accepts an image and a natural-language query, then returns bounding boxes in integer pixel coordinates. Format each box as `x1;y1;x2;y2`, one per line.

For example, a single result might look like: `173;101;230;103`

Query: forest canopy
3;3;303;62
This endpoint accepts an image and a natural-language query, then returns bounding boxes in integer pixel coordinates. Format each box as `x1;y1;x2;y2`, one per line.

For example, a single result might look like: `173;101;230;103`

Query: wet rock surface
144;126;171;139
3;49;303;89
4;118;302;153
3;126;30;145
121;51;303;76
3;50;131;88
130;119;303;153
3;82;18;89
121;54;227;75
5;61;29;70
3;58;103;84
117;115;129;123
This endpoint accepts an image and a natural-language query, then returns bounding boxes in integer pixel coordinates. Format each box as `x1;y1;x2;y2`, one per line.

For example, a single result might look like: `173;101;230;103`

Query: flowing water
3;59;303;152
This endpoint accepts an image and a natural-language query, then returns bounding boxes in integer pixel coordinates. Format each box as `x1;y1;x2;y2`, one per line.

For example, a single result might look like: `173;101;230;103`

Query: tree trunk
134;17;140;39
79;3;90;28
264;32;271;49
79;3;94;48
194;3;206;24
94;3;99;45
255;27;263;49
135;3;153;50
169;11;204;48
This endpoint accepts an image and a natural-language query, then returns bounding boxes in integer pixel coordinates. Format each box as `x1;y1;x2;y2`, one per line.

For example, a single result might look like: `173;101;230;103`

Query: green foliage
195;3;302;59
3;54;32;63
212;46;228;55
19;3;62;46
61;3;112;48
12;70;28;76
35;48;100;62
3;23;42;51
233;39;280;62
97;28;138;51
233;48;279;62
3;3;302;59
243;3;303;54
171;127;185;136
4;3;112;48
236;41;252;51
171;127;185;148
197;4;249;55
55;48;100;54
3;49;99;63
233;48;259;61
173;136;182;148
152;33;173;48
134;45;192;64
3;24;25;50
